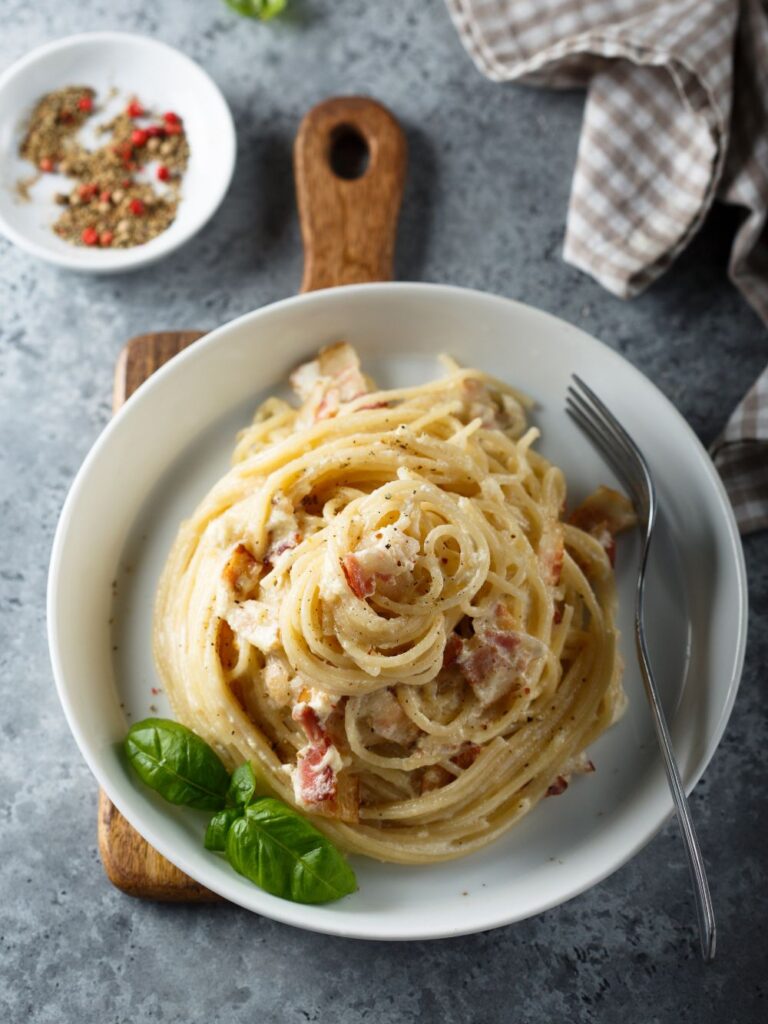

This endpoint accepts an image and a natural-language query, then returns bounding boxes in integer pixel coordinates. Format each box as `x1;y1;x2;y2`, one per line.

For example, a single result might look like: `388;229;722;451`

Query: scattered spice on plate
17;86;189;249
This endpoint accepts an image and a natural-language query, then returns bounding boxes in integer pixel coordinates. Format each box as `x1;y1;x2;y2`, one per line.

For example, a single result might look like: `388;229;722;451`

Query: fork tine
564;395;619;464
571;375;654;500
571;374;641;457
566;386;639;473
565;399;645;510
567;379;652;510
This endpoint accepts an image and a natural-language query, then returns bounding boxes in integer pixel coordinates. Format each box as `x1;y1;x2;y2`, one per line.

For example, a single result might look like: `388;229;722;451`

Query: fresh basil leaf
125;718;230;810
205;808;243;852
225;0;287;20
226;799;357;904
226;761;257;810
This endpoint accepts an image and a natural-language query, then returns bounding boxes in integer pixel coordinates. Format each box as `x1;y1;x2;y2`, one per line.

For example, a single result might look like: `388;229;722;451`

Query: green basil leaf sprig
124;717;357;904
125;718;231;810
226;761;257;810
205;808;243;852
225;0;287;20
227;800;357;904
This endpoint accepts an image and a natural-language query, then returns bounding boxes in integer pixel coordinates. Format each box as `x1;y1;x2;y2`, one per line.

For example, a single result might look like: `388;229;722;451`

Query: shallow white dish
48;283;747;939
0;32;235;273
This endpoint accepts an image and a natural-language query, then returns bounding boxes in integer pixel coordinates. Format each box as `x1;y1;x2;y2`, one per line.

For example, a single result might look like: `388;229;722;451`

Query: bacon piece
292;704;337;805
482;629;521;654
341;553;376;599
457;643;501;689
462;378;500;428
323;706;350;753
419;764;454;794
569;486;636;567
457;630;521;699
334;772;360;823
451;743;481;770
215;618;239;672
546;754;595;798
292;703;326;744
442;633;463;668
295;744;337;804
546;775;568;797
460;378;525;432
455;613;542;706
290;342;369;425
365;689;420;747
340;525;419;600
291;702;359;821
222;543;262;598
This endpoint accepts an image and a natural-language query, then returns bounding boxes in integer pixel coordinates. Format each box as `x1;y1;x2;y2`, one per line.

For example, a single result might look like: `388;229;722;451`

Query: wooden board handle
295;96;407;293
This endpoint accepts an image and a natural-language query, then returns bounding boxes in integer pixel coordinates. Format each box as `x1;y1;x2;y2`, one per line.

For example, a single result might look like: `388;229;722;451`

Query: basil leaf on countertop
226;761;257;810
205;808;243;852
225;0;287;20
125;718;231;810
225;798;357;904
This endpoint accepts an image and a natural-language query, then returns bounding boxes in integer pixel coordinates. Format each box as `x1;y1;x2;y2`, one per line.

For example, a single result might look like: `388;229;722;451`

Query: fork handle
635;601;716;962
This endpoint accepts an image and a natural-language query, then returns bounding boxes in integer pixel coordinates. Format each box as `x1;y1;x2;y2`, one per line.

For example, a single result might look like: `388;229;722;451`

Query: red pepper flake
156;164;170;182
121;178;133;189
100;230;114;247
126;99;144;118
77;95;93;112
163;111;181;125
59;110;74;124
39;157;54;173
164;122;183;136
129;198;145;216
78;183;97;201
147;124;165;138
100;190;111;203
130;128;148;147
81;226;99;246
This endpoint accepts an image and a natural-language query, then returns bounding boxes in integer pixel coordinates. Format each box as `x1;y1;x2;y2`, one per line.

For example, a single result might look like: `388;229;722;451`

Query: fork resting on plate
566;374;716;964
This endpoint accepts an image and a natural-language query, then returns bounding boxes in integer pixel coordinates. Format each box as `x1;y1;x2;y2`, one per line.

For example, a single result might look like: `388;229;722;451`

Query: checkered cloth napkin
445;0;768;534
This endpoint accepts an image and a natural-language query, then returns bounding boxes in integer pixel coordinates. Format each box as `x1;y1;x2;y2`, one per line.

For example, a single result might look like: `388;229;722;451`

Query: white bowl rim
0;30;236;273
47;281;748;939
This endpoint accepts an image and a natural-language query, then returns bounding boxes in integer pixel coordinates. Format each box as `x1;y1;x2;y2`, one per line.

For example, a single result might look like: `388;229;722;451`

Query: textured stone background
0;2;765;1022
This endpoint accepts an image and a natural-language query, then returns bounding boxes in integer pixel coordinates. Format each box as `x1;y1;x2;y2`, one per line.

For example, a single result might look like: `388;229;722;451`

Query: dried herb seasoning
17;86;189;249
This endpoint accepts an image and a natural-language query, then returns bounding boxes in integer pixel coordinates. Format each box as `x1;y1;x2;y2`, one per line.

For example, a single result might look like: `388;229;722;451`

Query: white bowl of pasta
48;283;746;939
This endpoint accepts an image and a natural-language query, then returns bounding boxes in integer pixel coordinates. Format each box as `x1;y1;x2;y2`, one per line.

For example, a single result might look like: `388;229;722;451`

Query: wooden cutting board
98;95;407;900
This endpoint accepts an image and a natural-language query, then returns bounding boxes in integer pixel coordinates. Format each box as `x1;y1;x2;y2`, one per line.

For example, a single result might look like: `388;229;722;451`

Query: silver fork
566;374;716;963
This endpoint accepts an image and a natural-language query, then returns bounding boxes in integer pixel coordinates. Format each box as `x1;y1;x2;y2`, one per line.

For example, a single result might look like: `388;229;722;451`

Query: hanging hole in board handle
329;124;370;180
294;96;408;293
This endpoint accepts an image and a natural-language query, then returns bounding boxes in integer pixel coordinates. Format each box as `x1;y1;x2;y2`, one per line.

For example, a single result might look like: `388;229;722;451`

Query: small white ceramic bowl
0;32;236;273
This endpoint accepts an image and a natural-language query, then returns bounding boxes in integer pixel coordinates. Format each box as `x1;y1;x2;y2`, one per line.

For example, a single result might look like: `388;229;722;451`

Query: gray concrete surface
1;2;765;1022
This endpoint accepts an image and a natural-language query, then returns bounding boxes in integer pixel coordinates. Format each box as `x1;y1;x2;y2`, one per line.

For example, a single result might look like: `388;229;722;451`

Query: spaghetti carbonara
154;343;634;863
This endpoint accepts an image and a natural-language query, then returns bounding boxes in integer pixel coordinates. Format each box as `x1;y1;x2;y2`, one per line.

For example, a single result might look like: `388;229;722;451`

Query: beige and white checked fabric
446;0;768;534
711;370;768;533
